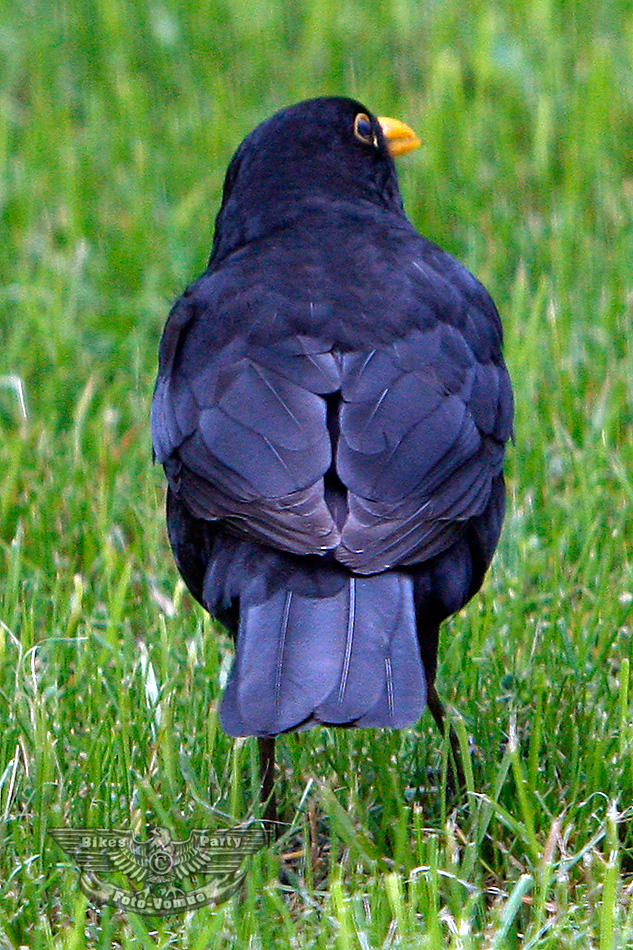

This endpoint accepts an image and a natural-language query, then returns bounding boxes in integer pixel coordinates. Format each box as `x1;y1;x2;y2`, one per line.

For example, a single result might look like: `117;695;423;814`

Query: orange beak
377;116;421;157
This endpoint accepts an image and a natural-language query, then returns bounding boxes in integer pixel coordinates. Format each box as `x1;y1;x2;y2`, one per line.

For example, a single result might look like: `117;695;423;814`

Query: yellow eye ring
354;112;377;147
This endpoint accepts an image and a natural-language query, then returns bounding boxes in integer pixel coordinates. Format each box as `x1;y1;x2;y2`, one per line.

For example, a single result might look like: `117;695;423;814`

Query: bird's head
211;97;420;262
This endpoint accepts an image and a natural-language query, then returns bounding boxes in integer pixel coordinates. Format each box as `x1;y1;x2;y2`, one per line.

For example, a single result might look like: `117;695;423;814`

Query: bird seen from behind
152;97;514;826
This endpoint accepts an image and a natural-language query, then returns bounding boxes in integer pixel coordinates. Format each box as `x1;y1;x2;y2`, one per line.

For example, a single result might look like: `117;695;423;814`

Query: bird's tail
219;573;426;736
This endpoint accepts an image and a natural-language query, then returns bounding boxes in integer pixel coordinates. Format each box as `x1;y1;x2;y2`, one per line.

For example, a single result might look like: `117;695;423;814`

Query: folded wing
152;302;342;555
337;321;513;572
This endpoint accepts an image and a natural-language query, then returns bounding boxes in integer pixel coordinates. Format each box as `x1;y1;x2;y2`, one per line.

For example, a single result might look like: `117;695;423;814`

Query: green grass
1;0;633;945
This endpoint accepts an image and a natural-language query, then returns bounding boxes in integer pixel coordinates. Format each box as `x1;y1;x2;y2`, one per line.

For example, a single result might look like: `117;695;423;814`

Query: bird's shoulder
158;207;503;360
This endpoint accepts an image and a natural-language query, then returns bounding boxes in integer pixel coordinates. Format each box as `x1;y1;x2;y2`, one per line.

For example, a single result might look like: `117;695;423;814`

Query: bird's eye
354;112;377;147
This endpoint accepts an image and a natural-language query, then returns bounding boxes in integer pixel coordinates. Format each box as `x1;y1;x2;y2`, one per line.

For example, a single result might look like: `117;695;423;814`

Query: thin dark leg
426;679;466;796
417;622;466;796
258;736;278;836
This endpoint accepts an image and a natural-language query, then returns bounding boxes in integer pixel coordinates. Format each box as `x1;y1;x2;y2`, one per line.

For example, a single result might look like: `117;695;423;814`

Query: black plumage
152;97;513;814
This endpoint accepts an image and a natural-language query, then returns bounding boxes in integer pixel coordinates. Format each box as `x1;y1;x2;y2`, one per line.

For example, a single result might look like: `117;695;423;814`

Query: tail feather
354;581;427;727
220;585;348;735
220;572;426;737
315;574;424;726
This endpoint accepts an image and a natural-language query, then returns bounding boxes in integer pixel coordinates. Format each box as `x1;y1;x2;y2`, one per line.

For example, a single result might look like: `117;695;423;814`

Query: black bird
152;97;513;822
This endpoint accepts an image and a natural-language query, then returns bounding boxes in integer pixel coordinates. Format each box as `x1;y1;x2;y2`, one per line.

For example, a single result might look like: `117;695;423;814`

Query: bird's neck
209;188;406;266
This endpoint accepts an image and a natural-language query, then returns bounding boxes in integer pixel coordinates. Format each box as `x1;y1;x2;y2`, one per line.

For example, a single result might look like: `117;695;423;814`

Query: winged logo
50;824;269;915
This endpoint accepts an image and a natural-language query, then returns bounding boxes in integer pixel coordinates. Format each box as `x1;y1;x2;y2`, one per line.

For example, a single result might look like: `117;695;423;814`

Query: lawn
1;0;633;946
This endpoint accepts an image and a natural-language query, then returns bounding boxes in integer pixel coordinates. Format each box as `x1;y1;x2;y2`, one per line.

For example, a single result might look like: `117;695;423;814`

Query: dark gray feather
220;572;426;736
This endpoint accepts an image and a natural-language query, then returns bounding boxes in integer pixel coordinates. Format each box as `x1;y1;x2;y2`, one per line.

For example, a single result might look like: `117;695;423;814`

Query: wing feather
152;300;341;556
337;326;512;573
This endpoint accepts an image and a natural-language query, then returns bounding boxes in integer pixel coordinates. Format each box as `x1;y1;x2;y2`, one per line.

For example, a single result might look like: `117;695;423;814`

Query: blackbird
152;97;513;822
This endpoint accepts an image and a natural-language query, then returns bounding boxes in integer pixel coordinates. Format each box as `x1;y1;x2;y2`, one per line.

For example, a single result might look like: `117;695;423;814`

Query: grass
1;0;633;945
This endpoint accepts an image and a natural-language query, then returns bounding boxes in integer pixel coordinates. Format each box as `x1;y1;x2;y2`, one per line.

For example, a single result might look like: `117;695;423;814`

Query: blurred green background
1;0;633;946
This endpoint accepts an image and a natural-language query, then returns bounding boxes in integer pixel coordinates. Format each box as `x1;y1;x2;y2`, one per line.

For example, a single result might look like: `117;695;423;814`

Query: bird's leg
258;736;278;838
426;679;466;796
419;624;466;797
